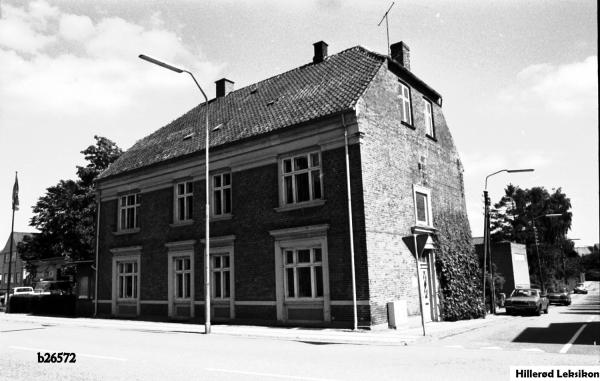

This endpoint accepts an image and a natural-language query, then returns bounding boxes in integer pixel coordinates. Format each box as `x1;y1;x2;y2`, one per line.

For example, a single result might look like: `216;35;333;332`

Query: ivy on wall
433;209;485;321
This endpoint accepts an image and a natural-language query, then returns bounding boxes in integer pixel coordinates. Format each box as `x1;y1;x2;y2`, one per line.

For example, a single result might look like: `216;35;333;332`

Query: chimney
390;41;410;71
215;78;234;98
313;41;328;64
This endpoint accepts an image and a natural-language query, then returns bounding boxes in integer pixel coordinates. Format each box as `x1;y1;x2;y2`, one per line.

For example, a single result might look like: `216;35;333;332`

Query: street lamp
531;213;562;293
139;54;212;334
482;168;534;316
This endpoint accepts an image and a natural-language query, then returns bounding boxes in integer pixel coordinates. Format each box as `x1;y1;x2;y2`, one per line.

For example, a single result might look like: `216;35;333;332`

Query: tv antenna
377;2;395;55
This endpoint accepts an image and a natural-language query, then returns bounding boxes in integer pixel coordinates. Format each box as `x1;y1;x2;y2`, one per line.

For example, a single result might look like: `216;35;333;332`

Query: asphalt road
0;284;597;381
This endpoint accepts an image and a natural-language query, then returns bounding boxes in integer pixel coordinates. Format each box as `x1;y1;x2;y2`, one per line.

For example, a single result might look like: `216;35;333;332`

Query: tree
18;136;122;267
490;184;574;287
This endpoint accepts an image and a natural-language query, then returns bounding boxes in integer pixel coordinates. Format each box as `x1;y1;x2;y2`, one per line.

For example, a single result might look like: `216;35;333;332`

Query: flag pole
5;172;18;312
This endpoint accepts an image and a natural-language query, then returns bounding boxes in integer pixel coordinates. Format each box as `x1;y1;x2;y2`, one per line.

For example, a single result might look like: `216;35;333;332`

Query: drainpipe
93;192;101;317
342;114;358;331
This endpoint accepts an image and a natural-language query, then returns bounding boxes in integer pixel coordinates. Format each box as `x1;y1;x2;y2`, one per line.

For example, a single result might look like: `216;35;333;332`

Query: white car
12;287;35;295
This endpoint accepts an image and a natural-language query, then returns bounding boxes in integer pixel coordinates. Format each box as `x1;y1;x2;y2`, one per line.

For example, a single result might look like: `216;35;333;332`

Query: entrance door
210;252;234;320
419;258;432;322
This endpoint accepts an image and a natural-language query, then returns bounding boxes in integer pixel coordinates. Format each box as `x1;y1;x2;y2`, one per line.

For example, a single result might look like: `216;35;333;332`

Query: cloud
59;14;94;41
499;56;598;116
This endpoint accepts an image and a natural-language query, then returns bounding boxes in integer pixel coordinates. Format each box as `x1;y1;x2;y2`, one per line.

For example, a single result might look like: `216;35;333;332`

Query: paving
0;310;510;346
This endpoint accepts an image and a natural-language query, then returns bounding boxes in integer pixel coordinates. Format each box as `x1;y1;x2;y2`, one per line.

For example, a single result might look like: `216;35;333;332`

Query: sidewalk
0;311;510;346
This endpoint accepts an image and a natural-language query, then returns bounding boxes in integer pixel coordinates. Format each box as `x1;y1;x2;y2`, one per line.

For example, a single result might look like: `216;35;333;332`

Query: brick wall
356;64;469;324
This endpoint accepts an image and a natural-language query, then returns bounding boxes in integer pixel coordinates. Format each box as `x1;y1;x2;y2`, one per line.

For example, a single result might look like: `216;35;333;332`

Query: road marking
10;346;127;362
206;368;338;381
559;324;587;354
480;346;502;350
521;348;545;352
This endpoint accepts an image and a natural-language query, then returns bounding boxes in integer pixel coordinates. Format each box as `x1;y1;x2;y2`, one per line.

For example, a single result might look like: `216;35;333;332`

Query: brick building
95;41;469;327
1;232;32;291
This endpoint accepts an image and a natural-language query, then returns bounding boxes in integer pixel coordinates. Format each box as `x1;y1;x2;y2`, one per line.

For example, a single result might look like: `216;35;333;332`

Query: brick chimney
215;78;234;98
313;41;328;64
390;41;410;71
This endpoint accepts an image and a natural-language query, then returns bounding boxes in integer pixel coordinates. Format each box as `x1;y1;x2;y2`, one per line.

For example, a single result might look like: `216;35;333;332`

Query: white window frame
279;151;323;206
173;257;192;300
399;81;413;125
282;247;324;300
117;261;138;300
173;181;193;223
423;98;435;137
118;193;140;231
110;247;141;316
211;172;232;217
211;253;232;300
413;185;433;227
166;240;196;319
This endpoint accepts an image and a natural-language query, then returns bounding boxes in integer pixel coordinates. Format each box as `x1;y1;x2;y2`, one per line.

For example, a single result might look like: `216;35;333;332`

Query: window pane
298;249;310;263
126;276;132;298
186;196;193;219
224;271;230;298
178;183;185;195
136;194;141;204
176;259;181;271
315;266;323;297
178;197;185;221
121;196;126;206
133;275;137;298
214;190;222;215
184;258;191;270
286;268;295;297
214;272;222;298
295;172;310;202
314;248;322;262
311;170;321;199
297;267;311;297
120;209;126;230
118;276;123;298
214;175;221;188
294;156;308;170
185;273;191;298
186;182;193;193
283;159;292;173
285;251;294;265
135;206;139;228
310;153;319;167
416;192;427;222
223;173;231;186
284;176;293;204
177;273;183;297
128;195;135;205
224;188;231;214
223;255;230;268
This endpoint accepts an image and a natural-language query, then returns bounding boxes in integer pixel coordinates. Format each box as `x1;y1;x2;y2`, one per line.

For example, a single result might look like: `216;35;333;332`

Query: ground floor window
174;257;191;299
212;254;231;299
283;248;323;299
117;261;138;299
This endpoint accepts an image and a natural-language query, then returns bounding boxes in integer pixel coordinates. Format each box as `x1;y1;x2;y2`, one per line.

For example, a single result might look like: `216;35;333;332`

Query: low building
474;239;530;295
96;40;471;327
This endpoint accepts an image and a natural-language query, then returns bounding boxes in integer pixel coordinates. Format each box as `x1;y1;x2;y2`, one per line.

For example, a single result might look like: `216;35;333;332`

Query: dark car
573;283;588;294
547;287;571;305
505;288;549;316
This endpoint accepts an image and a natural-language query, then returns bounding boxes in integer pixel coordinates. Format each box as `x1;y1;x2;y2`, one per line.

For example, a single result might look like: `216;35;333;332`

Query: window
399;81;412;125
175;181;193;222
424;98;435;137
281;152;322;205
119;193;140;231
117;261;138;299
212;254;231;299
413;185;433;227
283;248;323;299
174;257;191;299
212;173;232;216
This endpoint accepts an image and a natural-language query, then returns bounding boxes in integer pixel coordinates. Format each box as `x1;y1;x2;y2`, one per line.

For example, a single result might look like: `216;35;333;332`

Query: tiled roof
98;46;385;180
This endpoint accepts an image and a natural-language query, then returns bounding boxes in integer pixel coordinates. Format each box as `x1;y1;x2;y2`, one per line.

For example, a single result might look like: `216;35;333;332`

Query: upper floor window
399;81;412;125
413;185;433;227
175;181;193;222
281;152;323;205
423;98;435;137
212;173;232;216
119;193;140;231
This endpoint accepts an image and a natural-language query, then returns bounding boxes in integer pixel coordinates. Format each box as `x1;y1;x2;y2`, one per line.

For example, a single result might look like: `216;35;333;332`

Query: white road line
480;346;502;350
559;324;588;354
206;368;338;381
10;346;127;362
521;348;545;352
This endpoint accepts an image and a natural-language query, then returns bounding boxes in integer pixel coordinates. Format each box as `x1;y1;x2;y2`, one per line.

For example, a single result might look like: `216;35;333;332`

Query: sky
0;0;597;247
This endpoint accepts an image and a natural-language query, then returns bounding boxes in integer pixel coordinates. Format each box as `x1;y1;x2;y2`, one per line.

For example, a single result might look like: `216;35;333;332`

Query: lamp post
483;168;534;315
531;213;562;293
139;54;212;334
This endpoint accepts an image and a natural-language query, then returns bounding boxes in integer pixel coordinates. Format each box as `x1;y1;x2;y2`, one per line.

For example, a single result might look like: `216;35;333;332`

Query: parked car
1;287;34;304
573;283;588;294
505;288;549;316
547;287;571;305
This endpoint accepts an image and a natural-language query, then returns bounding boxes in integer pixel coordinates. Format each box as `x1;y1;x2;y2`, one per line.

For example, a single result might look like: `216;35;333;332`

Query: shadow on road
512;322;599;345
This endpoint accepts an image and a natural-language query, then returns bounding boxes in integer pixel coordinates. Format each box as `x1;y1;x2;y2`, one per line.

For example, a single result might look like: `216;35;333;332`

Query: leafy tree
489;185;574;287
18;136;122;268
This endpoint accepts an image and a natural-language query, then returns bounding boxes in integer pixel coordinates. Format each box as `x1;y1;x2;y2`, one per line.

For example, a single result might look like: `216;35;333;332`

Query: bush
8;294;76;316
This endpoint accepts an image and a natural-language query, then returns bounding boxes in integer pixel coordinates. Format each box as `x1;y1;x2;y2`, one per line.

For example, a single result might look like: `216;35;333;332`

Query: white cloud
499;56;598;116
59;14;94;41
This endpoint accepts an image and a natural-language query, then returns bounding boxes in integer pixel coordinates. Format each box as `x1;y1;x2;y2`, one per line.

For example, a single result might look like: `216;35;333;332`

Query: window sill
284;298;324;304
274;199;326;213
113;228;140;236
211;214;233;221
426;134;437;142
170;220;194;228
401;121;415;130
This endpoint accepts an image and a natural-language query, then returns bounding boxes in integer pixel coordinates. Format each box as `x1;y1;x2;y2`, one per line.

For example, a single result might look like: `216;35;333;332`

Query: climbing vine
433;208;485;321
